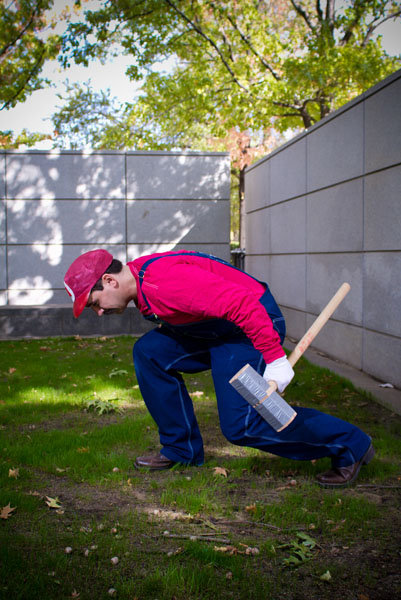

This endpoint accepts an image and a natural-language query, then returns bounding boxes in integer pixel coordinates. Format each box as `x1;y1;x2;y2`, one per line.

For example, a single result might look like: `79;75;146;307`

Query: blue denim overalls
133;252;371;468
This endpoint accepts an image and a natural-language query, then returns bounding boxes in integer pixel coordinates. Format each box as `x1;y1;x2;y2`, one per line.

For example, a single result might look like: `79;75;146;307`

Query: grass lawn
1;336;400;600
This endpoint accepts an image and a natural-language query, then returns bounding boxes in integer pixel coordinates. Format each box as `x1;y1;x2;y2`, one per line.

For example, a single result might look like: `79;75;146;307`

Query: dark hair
91;259;123;292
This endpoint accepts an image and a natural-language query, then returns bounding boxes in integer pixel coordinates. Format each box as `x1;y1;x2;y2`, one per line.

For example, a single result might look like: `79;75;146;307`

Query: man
64;248;374;488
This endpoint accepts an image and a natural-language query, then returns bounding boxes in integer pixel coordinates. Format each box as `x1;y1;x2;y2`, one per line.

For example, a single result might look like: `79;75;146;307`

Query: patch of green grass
1;336;401;600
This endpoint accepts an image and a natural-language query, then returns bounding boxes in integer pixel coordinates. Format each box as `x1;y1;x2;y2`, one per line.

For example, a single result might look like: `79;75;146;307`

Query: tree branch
290;0;316;32
162;0;251;94
0;6;39;59
362;9;401;47
223;13;281;80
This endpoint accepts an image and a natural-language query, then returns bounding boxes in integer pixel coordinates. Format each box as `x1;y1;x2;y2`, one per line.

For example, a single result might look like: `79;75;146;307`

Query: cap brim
73;289;91;318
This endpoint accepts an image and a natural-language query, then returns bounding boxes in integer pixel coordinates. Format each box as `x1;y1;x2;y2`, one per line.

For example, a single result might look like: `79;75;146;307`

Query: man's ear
102;273;118;287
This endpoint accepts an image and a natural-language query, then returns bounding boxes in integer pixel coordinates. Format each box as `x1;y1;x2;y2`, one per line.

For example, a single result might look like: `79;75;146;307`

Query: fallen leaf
45;496;62;509
9;368;16;374
358;594;370;600
214;467;228;478
245;504;257;513
77;447;89;453
214;545;237;555
8;468;19;479
1;503;16;519
320;570;332;582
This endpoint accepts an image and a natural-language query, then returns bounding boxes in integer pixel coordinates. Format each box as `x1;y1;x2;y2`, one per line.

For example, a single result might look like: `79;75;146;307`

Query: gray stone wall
0;150;230;337
244;69;401;389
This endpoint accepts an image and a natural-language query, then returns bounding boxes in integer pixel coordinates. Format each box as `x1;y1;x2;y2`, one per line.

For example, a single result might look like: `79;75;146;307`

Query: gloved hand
263;356;294;393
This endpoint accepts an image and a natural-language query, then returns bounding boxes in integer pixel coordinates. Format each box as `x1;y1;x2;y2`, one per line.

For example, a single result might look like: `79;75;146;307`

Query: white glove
263;356;294;393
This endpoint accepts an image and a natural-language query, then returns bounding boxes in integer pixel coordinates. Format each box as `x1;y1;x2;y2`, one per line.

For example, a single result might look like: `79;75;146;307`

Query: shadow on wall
4;152;230;306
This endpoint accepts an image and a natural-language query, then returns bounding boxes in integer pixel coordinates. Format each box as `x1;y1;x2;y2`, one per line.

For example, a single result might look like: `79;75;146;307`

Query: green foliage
278;532;318;568
56;0;400;147
83;396;123;415
0;0;61;110
0;128;50;149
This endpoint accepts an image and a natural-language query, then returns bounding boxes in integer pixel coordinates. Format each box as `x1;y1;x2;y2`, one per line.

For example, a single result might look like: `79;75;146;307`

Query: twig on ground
356;484;401;489
162;532;231;543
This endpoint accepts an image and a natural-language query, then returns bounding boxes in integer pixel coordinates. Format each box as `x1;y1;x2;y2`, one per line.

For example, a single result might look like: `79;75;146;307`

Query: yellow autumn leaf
1;503;16;519
45;496;63;509
213;467;228;478
8;468;19;479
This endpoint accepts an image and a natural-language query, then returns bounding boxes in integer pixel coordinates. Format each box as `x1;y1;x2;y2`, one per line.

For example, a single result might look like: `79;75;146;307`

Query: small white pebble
289;479;297;486
112;467;120;473
110;556;119;565
163;530;169;536
108;588;117;596
111;527;118;534
65;547;73;554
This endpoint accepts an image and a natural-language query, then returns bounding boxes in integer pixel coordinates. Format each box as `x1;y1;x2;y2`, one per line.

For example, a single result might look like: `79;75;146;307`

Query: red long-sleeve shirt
128;251;285;364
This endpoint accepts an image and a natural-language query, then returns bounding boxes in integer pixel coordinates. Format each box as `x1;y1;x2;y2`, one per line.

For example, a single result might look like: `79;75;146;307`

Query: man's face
87;275;128;316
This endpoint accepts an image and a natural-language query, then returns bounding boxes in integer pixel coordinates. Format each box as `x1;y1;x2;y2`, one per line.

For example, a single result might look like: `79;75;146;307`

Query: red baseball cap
64;249;114;318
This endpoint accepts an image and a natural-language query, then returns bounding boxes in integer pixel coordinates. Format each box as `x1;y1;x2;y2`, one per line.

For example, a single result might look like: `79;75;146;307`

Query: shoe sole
134;460;176;471
317;443;375;489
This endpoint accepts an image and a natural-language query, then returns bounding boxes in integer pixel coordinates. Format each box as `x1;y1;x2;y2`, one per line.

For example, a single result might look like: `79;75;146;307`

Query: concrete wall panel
364;252;401;336
305;316;362;370
270;254;306;310
270;197;306;253
127;243;230;263
7;199;126;244
126;154;230;200
245;209;271;255
307;103;364;191
245;161;270;211
281;306;307;343
244;254;271;284
364;165;401;251
270;138;306;203
307;180;363;253
0;245;6;289
363;330;401;389
306;254;363;324
0;200;5;244
7;244;127;299
127;199;229;244
6;153;125;199
0;154;5;199
365;77;401;173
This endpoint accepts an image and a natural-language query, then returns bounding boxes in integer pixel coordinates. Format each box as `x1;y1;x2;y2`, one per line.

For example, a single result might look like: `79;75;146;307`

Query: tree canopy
56;0;400;149
0;0;61;111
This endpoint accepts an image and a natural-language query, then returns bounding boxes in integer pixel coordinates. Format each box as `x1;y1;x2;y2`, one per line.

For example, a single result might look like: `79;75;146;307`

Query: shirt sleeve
145;263;285;364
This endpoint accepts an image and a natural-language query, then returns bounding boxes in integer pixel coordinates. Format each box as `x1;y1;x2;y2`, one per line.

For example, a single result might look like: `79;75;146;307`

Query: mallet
230;283;351;432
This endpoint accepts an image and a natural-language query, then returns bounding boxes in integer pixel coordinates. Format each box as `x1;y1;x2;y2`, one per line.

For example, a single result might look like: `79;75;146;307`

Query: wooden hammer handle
287;282;351;368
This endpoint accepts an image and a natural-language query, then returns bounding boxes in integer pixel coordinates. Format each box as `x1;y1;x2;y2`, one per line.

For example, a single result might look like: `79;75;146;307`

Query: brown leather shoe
134;453;177;471
316;443;375;489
